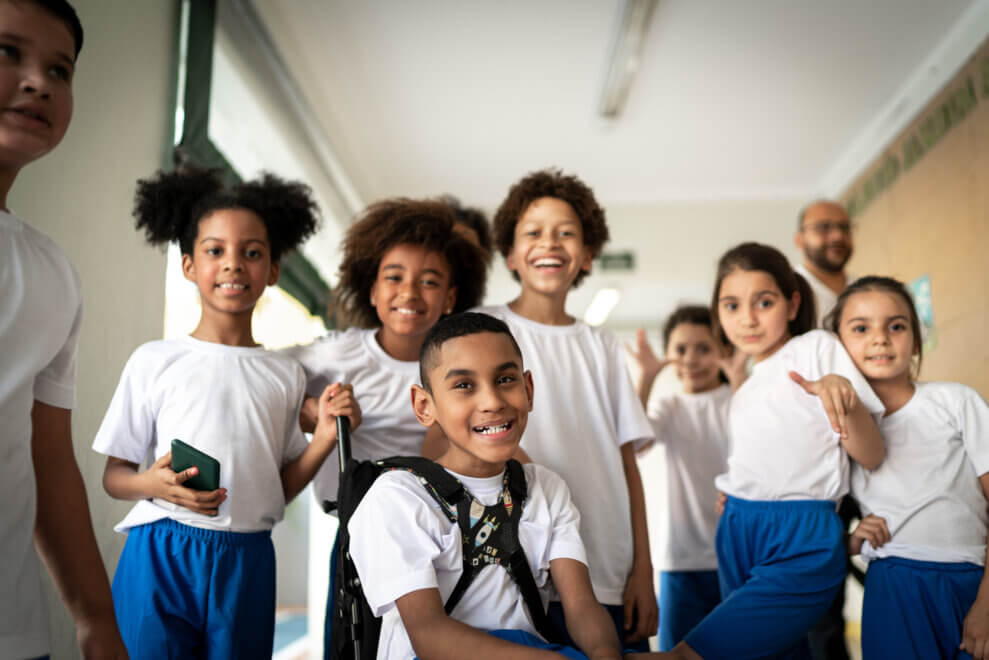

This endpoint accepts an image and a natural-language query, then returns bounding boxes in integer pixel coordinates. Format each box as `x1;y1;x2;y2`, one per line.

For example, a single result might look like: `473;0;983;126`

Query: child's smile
507;197;591;297
717;268;799;362
837;290;916;386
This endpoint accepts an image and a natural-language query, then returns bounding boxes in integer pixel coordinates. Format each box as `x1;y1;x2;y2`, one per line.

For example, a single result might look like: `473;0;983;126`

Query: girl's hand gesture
626;329;670;380
312;382;362;450
142;452;227;516
789;371;859;439
847;514;890;556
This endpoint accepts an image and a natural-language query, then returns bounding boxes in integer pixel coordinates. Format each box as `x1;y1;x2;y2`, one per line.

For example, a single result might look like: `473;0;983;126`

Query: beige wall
8;1;178;656
842;37;989;398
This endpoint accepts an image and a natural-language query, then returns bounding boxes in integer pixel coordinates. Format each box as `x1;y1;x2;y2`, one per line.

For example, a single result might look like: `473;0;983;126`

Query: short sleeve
281;332;346;398
536;466;587;565
605;332;655;450
281;364;310;465
812;330;884;419
91;347;157;464
33;273;82;409
956;385;989;477
645;395;676;449
348;473;448;617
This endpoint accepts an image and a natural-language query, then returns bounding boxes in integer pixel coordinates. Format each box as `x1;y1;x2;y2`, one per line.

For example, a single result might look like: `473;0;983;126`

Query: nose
20;65;52;99
478;383;506;413
740;304;757;327
223;253;244;272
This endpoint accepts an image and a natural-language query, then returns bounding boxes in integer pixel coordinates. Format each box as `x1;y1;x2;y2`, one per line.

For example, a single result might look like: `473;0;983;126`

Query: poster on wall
908;274;936;352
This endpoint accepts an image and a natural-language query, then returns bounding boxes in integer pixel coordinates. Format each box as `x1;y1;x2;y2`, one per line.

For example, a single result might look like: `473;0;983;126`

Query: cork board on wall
841;36;989;397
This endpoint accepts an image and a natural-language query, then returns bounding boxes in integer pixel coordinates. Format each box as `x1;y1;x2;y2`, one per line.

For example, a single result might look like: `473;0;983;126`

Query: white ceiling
250;0;983;328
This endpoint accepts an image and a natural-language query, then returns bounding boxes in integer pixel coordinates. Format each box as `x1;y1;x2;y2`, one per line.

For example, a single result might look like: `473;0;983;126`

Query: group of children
5;2;989;660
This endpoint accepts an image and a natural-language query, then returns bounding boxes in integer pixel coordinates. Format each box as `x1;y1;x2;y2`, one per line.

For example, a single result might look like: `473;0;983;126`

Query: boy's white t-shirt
282;328;424;505
349;462;586;660
92;337;309;532
474;304;654;605
716;330;884;502
645;384;732;571
1;211;83;658
853;382;989;566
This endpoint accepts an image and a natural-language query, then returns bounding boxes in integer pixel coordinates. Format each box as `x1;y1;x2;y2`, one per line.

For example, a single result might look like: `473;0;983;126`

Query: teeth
475;423;510;435
534;258;563;267
218;283;246;289
395;308;419;316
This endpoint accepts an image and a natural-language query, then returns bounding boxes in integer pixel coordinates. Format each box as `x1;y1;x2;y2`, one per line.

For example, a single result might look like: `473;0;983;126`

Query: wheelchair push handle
337;415;351;473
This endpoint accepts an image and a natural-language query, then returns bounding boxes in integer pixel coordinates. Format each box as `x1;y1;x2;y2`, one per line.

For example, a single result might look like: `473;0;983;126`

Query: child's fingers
789;371;814;394
172;465;199;485
152;452;172;468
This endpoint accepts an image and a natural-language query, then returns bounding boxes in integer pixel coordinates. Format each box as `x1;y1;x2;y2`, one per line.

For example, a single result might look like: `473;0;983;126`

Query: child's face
181;208;278;317
836;290;916;386
0;1;75;174
371;243;456;341
506;197;591;296
666;323;723;394
717;268;799;362
412;332;533;478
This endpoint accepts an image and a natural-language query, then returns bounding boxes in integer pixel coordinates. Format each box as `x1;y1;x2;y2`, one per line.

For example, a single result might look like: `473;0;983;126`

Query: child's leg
111;520;208;658
203;527;276;660
684;498;846;660
861;556;981;660
486;629;588;659
323;530;341;659
657;570;720;651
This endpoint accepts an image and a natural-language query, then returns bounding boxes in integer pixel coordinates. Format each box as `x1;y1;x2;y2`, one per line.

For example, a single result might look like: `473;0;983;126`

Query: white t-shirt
645;384;732;571
794;263;852;329
716;330;884;502
282;327;424;505
853;382;989;566
92;337;309;533
474;304;654;605
350;463;586;660
1;211;82;658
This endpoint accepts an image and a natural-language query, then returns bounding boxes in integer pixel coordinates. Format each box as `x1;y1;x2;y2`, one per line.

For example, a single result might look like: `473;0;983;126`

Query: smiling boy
0;1;126;657
348;313;650;659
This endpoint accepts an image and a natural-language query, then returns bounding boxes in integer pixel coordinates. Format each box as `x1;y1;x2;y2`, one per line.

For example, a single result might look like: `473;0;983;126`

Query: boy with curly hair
477;169;657;649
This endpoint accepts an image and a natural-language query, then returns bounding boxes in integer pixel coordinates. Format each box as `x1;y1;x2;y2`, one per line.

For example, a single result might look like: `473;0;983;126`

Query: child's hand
143;452;227;516
847;514;890;556
789;371;859;438
962;592;989;659
716;491;727;516
312;383;362;449
626;329;670;379
623;566;658;643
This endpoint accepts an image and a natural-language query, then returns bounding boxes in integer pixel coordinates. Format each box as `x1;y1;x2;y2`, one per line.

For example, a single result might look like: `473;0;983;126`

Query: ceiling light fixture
584;287;622;327
598;0;659;119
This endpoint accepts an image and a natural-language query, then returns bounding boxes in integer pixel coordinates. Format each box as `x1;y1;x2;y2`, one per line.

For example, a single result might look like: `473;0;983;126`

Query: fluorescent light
598;0;659;119
584;288;621;327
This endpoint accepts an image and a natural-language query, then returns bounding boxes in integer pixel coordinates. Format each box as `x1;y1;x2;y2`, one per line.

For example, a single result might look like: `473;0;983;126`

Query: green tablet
170;439;220;491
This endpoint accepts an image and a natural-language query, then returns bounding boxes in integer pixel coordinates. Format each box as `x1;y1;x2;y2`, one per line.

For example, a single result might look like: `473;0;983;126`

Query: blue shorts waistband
724;495;836;513
871;555;983;573
146;517;271;547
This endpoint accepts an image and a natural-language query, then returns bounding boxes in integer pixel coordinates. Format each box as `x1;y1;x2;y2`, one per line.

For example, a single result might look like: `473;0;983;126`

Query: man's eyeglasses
802;221;854;236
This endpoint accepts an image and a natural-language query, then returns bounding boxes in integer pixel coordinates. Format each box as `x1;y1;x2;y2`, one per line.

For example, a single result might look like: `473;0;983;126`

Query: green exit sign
599;251;635;271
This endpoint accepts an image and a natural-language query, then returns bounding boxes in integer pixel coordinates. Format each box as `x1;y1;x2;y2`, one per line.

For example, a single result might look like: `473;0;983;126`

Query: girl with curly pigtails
92;167;360;659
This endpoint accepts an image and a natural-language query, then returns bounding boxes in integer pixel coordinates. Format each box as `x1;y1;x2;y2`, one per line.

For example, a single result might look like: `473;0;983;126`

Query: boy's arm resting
960;474;989;658
31;401;128;659
550;557;622;660
620;442;658;642
396;587;566;660
281;383;360;501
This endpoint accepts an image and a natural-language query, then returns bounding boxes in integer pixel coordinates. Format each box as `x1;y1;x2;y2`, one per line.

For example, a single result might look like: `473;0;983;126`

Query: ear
411;384;437;428
794;231;805;252
505;248;519;274
579;247;593;273
443;286;457;316
523;370;534;412
267;261;280;286
370;280;379;306
787;289;802;321
181;252;196;283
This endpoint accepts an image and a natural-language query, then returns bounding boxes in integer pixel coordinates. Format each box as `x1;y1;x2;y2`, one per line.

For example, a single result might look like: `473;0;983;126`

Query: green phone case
170;439;220;491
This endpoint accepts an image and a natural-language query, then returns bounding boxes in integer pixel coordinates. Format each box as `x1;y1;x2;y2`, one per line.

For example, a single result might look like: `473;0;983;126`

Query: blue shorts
112;518;275;660
862;556;981;660
684;497;846;660
658;569;720;651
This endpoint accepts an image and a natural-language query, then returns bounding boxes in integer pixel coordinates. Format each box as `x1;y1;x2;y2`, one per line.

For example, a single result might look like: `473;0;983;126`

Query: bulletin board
842;36;989;397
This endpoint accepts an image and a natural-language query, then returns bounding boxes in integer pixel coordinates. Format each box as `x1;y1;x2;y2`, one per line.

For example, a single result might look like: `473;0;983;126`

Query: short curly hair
442;195;493;258
133;166;320;262
492;168;610;288
334;198;488;328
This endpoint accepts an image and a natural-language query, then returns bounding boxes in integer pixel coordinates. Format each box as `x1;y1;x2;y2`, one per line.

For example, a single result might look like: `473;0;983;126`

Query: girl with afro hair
92;167;359;659
281;197;487;652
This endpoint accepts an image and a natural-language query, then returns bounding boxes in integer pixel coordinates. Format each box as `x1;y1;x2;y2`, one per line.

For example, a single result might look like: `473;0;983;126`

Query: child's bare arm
550;557;622;660
33;402;127;659
960;474;989;658
281;383;360;502
396;588;565;659
620;442;658;642
103;454;227;516
789;371;885;470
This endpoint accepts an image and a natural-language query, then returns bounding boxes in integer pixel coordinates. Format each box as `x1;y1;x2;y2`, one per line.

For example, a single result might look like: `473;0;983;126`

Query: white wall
8;1;178;657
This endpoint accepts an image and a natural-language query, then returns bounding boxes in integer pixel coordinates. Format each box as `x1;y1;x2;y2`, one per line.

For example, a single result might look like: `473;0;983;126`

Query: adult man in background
794;200;854;327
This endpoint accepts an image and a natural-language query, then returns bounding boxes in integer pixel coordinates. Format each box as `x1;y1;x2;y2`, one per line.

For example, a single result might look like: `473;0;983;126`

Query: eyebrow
0;32;75;68
844;314;910;324
443;361;520;380
381;264;446;277
199;236;268;244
